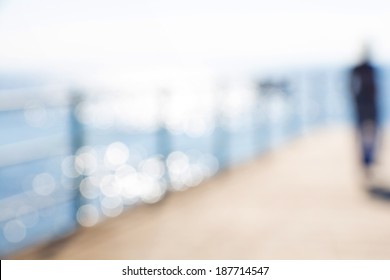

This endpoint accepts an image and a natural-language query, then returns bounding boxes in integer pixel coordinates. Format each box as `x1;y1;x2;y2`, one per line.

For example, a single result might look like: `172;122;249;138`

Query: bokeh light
104;142;130;168
79;176;100;200
75;146;98;176
32;173;56;196
3;220;26;243
76;204;100;227
101;196;124;218
24;102;48;128
61;156;79;178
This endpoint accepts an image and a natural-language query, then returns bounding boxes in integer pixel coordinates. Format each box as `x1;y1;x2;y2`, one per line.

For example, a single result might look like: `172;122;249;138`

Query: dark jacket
350;61;378;123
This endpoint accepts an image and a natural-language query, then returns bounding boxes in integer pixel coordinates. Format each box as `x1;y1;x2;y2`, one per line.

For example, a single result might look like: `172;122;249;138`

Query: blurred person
349;45;379;180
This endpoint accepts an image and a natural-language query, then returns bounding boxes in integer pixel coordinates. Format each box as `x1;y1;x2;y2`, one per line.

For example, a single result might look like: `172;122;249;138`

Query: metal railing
0;69;353;257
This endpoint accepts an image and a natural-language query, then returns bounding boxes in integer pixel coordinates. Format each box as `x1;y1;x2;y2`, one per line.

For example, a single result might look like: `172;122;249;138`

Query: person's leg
361;120;377;167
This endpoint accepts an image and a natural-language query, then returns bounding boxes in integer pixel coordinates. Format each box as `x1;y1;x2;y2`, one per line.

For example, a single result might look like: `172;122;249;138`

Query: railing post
255;80;270;152
156;89;171;186
214;84;229;170
69;89;85;225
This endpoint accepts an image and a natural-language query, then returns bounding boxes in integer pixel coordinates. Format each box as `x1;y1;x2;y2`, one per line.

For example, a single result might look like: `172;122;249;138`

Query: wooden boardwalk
12;126;390;259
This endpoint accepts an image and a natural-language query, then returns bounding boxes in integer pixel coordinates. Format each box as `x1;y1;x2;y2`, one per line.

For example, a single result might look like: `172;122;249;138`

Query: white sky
0;0;389;85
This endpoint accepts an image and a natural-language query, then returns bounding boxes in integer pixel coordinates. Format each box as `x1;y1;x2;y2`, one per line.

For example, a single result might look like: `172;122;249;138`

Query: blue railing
0;68;356;257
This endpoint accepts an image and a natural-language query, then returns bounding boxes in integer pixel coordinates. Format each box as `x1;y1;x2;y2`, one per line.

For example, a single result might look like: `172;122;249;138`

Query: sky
0;0;389;86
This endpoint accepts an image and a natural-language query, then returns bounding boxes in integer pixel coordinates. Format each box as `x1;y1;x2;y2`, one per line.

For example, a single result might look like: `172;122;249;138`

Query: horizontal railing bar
0;191;76;223
0;86;70;112
0;134;69;168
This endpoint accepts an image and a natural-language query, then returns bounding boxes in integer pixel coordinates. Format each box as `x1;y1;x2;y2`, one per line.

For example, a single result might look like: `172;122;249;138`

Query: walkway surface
12;126;390;259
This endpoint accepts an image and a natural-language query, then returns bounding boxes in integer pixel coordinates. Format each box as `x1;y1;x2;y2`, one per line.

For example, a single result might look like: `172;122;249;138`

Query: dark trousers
355;102;378;167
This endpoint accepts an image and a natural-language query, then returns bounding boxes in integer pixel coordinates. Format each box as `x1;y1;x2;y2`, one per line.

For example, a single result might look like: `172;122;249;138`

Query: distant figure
350;47;379;176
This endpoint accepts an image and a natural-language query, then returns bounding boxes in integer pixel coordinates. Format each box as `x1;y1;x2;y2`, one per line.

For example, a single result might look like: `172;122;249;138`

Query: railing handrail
0;134;69;168
0;190;76;223
0;85;70;112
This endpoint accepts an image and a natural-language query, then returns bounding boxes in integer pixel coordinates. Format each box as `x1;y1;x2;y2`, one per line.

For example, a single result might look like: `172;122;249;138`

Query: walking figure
350;47;379;177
